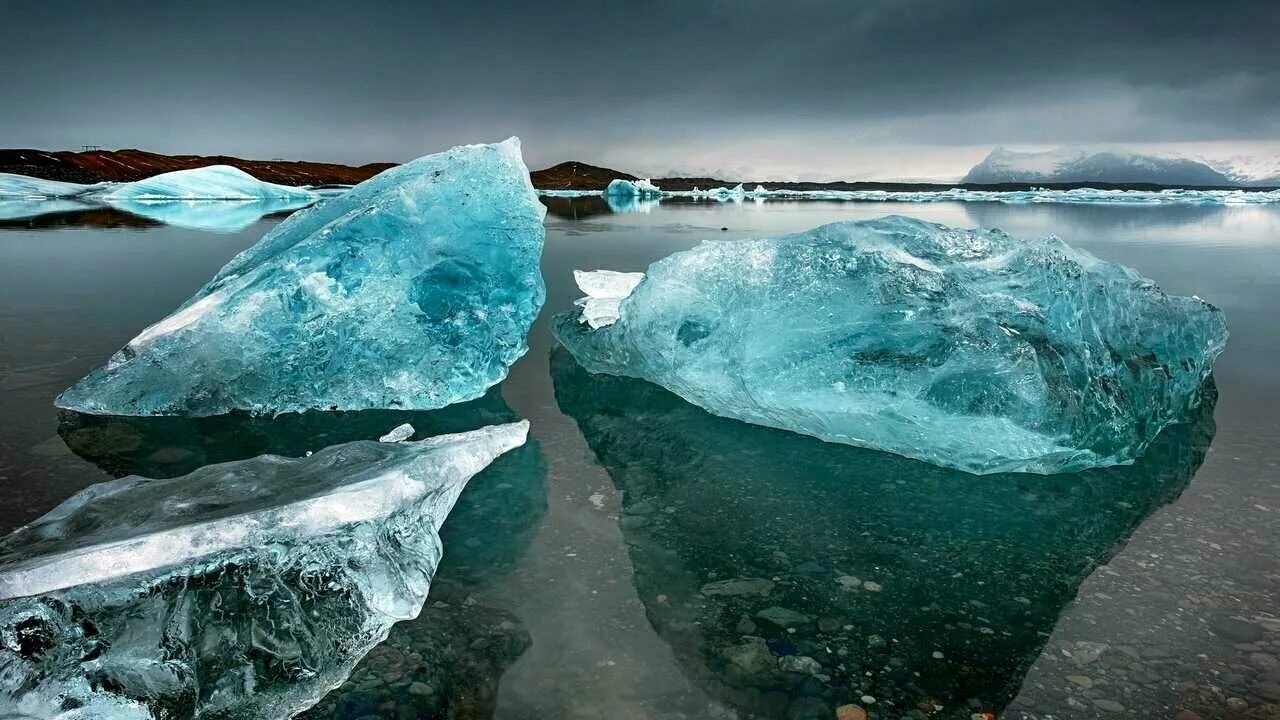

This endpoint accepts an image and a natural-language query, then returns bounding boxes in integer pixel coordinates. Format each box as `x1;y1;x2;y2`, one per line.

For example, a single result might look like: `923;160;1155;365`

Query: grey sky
1;0;1276;180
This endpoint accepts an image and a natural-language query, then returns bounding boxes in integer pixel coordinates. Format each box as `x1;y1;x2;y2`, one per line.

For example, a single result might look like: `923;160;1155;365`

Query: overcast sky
1;0;1276;180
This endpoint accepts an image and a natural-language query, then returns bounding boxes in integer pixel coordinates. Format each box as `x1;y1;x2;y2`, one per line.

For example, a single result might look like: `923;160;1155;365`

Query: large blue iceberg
0;421;528;719
555;216;1227;474
57;138;546;416
97;165;318;203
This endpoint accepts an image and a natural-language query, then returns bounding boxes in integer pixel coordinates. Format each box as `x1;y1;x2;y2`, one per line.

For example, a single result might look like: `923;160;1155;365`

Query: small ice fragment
380;422;416;443
573;269;645;329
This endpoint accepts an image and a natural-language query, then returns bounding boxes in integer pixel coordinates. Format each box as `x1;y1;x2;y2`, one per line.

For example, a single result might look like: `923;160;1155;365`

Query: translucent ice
97;165;317;202
0;421;528;719
555;216;1228;474
573;270;645;329
57;138;546;416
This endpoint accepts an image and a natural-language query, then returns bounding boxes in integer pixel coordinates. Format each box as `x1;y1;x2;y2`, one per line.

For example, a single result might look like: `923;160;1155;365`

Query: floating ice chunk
0;172;107;199
573;269;645;329
97;165;317;202
554;216;1228;474
0;421;528;718
603;178;661;197
57;138;546;416
379;422;416;443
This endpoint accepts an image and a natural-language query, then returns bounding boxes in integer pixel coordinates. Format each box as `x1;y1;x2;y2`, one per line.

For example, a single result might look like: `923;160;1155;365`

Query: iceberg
97;165;317;202
0;172;106;199
57;138;546;416
603;178;661;197
0;421;528;719
555;215;1227;475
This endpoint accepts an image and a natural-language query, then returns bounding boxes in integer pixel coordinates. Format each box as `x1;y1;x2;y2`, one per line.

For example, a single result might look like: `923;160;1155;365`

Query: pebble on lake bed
835;705;867;720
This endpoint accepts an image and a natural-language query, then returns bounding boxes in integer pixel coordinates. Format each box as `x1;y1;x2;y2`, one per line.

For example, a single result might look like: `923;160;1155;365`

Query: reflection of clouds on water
551;348;1216;719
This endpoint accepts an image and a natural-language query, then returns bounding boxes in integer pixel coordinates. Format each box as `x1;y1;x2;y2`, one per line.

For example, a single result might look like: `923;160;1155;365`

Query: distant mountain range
962;146;1280;187
4;147;1278;191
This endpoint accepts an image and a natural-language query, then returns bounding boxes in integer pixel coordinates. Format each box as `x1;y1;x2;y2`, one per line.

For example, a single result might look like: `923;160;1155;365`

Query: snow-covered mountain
1210;154;1280;187
963;146;1280;187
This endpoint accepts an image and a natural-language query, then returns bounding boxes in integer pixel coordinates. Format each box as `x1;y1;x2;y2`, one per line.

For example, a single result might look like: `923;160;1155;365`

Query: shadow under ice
551;348;1217;719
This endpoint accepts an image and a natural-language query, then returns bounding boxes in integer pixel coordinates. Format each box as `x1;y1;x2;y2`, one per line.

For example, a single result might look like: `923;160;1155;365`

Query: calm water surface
0;199;1277;719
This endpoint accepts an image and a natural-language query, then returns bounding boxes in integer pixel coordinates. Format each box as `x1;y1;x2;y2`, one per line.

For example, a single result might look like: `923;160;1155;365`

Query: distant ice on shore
538;186;1280;205
0;165;318;202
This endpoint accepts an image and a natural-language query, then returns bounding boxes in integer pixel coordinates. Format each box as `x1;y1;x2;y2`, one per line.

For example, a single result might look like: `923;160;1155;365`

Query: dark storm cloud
0;0;1276;176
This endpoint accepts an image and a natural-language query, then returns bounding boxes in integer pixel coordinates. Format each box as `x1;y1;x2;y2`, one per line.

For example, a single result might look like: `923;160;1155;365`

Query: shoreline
3;149;1277;193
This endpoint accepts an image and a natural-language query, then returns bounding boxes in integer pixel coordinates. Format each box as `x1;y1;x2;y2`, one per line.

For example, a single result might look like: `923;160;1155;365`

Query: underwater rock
557;215;1227;474
0;422;528;719
57;138;546;416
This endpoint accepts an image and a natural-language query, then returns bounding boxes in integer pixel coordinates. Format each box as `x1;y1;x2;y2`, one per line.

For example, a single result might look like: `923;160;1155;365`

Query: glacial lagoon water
0;198;1278;718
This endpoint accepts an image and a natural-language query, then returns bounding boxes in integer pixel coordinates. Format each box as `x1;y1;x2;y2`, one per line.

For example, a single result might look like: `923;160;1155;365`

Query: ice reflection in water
101;197;318;233
0;198;317;233
552;348;1216;719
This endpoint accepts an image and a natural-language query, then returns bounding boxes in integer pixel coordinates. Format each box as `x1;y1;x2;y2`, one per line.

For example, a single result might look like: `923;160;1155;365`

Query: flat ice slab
0;421;528;719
